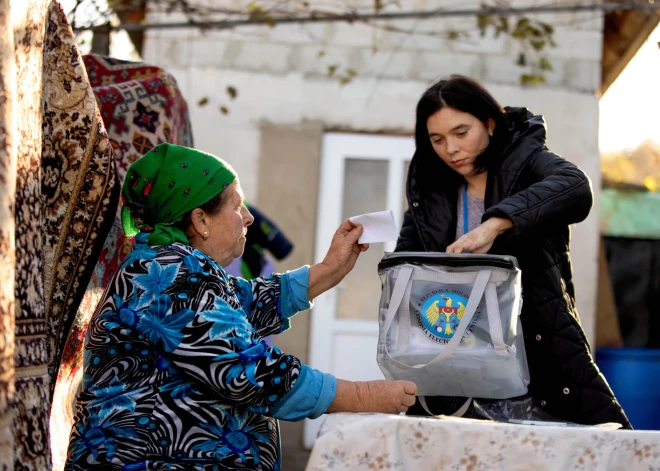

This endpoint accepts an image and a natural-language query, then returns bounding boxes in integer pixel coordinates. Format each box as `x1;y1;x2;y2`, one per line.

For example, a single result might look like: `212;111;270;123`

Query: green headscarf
121;143;237;246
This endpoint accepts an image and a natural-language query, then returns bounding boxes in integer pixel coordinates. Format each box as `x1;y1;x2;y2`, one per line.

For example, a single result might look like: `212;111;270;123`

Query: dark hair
176;182;233;236
415;75;510;183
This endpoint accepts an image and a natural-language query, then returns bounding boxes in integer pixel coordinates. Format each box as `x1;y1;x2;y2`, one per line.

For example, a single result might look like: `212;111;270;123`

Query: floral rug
50;53;193;471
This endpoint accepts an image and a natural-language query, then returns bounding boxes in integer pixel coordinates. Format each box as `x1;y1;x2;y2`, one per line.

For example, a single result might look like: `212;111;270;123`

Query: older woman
65;143;416;471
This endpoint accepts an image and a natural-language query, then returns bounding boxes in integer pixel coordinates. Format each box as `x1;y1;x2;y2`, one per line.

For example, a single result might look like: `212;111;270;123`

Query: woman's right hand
308;219;369;300
326;379;418;414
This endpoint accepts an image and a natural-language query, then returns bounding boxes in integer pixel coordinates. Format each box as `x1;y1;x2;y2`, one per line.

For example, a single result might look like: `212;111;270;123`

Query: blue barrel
596;347;660;430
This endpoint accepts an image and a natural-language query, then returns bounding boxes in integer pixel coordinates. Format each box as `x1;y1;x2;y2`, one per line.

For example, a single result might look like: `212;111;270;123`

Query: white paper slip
349;210;398;244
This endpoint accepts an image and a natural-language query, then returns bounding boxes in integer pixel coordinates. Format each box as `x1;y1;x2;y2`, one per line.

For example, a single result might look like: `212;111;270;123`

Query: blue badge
418;290;481;344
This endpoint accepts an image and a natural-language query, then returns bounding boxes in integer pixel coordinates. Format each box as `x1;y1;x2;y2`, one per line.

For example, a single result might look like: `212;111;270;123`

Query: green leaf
499;17;509;33
520;73;545;87
520;73;536;86
374;0;384;11
448;30;460;40
512;17;530;38
219;106;229;115
197;97;209;107
346;68;357;77
539;57;553;71
494;16;509;38
529;26;543;38
327;64;338;77
477;14;492;36
247;4;276;27
338;76;352;86
317;50;326;58
530;39;546;51
516;53;527;67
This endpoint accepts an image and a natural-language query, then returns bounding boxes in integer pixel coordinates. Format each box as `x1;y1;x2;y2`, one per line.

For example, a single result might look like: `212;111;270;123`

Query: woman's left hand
308;219;369;300
446;217;513;254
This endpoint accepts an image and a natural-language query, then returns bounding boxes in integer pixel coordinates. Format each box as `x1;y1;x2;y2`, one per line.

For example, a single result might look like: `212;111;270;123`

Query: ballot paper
349;210;398;244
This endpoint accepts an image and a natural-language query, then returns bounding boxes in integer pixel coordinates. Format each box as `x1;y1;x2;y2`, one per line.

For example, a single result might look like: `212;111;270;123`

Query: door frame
303;132;415;448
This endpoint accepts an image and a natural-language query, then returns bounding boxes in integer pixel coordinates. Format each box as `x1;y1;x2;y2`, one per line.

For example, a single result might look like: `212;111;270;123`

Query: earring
203;231;209;239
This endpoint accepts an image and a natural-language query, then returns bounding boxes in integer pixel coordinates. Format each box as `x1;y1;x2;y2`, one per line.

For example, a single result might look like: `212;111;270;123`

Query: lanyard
463;185;469;235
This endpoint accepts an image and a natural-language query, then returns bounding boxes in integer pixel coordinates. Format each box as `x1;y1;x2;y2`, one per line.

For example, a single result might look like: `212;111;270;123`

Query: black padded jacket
396;107;631;428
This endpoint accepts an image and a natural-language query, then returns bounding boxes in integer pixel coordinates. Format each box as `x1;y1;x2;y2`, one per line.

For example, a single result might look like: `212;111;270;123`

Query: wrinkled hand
308;220;369;300
354;380;418;414
323;219;369;280
446;217;513;254
327;379;418;414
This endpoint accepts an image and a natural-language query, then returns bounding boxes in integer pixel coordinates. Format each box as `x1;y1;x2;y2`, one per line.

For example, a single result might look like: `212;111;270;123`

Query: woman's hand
446;217;513;254
308;219;369;300
326;379;418;414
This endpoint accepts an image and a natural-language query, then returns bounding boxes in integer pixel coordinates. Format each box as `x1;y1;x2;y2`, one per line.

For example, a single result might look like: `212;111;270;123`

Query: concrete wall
143;0;604;464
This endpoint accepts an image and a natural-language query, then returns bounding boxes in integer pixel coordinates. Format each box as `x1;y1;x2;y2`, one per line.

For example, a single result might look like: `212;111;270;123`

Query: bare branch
66;0;653;100
72;2;660;32
363;21;472;40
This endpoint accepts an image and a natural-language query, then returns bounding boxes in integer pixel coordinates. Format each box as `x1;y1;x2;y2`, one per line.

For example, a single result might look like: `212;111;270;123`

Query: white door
304;132;414;448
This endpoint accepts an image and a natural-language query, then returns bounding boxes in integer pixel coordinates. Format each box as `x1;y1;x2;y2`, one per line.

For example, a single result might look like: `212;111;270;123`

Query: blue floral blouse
65;234;336;470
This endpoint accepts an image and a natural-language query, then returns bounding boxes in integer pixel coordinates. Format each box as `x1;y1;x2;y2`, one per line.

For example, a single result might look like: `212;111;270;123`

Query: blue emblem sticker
417;289;481;344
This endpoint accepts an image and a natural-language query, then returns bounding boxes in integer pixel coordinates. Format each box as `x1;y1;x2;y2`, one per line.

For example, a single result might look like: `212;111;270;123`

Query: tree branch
72;2;660;32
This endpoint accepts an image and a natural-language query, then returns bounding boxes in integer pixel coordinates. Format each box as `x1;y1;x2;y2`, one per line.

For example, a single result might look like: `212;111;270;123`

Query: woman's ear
188;208;208;240
487;118;496;137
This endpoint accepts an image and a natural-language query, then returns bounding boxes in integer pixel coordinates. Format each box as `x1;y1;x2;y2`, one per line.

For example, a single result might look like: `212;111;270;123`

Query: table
305;413;660;470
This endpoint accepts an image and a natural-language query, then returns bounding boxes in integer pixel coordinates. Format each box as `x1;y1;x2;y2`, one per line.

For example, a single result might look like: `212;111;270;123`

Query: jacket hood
503;106;548;159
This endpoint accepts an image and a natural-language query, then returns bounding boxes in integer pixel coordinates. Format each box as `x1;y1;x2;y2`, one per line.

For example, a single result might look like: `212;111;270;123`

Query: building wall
143;0;603;463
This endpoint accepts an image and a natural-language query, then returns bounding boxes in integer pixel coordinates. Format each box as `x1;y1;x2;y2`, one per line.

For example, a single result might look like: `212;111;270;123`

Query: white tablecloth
306;413;660;470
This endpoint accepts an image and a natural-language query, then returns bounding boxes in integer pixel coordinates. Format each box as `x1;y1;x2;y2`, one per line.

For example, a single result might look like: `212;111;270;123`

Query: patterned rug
81;53;193;287
50;54;193;471
0;0;17;467
0;1;119;469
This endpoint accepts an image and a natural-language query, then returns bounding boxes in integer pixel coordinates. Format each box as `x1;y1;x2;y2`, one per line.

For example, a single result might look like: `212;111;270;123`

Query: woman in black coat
396;75;630;428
